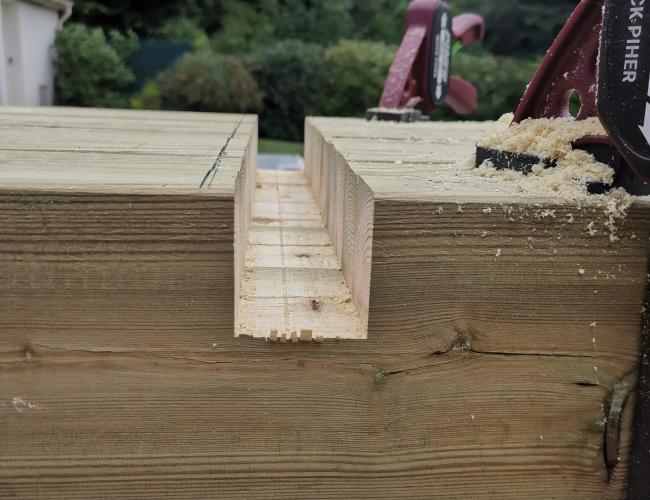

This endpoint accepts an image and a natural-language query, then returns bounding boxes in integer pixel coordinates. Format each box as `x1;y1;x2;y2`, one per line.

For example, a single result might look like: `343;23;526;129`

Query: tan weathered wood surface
1;109;649;498
0;352;637;499
303;117;650;498
0;106;256;193
0;106;257;357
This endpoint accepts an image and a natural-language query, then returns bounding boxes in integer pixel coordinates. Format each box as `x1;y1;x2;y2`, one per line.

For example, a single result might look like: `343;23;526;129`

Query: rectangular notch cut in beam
236;170;366;341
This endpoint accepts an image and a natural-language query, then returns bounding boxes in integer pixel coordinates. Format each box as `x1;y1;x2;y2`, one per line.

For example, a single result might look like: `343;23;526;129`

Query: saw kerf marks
276;169;291;334
237;170;364;341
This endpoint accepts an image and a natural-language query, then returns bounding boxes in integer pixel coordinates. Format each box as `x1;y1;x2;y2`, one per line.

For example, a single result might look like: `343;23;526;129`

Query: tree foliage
157;17;211;52
157;52;263;113
211;0;274;54
259;0;354;46
71;0;224;35
73;0;575;58
63;0;580;139
54;23;137;108
448;0;576;56
251;40;328;141
323;40;396;117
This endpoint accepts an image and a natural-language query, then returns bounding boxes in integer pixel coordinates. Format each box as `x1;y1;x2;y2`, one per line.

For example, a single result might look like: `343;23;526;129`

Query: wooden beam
0;352;636;499
303;116;650;498
2;108;650;498
0;107;258;354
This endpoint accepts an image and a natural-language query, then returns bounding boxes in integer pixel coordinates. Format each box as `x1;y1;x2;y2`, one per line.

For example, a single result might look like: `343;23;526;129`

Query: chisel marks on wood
237;170;364;341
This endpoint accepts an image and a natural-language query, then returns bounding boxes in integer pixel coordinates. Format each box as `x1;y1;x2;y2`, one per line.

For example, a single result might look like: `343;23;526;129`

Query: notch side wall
304;118;373;332
234;121;258;331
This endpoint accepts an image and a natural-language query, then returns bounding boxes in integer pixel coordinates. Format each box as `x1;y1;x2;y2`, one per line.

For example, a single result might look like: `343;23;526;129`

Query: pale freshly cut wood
237;170;364;341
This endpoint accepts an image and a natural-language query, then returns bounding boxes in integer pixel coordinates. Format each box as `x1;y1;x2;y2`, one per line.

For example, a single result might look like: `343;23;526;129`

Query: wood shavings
476;116;612;195
474;116;636;242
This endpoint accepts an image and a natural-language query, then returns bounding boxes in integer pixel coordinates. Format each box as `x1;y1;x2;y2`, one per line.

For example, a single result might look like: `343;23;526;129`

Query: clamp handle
378;0;484;115
453;14;485;46
513;0;601;123
447;76;478;115
443;13;484;115
598;0;650;179
512;0;650;180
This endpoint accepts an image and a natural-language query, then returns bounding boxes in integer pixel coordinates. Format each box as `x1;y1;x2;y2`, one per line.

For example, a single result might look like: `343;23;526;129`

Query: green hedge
54;24;538;141
54;23;137;108
434;50;538;121
323;40;395;117
157;52;263;113
251;40;328;141
130;81;162;110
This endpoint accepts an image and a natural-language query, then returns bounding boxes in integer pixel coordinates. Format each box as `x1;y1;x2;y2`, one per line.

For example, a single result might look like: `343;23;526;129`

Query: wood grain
237;170;364;340
1;108;649;499
0;107;257;355
304;117;650;359
302;116;650;498
0;106;256;192
0;351;636;499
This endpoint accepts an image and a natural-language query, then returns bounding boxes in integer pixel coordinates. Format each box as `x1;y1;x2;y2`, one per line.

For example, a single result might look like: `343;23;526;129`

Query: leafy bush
211;0;274;54
434;50;538;121
350;0;410;44
55;23;137;108
130;81;162;110
251;40;328;141
157;52;263;113
448;0;574;56
71;0;223;36
323;40;395;117
260;0;354;46
157;17;211;52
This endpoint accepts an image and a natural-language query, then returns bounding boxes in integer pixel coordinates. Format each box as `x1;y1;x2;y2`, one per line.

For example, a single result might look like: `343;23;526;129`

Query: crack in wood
200;117;245;189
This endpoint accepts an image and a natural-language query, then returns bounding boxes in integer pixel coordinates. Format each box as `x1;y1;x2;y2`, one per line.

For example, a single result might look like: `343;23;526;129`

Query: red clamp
377;0;484;116
506;0;650;190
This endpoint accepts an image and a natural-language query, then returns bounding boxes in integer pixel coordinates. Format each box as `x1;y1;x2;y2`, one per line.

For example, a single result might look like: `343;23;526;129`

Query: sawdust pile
473;115;634;242
476;114;614;194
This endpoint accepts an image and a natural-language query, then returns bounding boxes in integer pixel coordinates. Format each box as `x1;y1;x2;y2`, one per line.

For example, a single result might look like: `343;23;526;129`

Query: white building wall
16;1;59;105
0;0;61;106
0;1;7;104
1;0;24;105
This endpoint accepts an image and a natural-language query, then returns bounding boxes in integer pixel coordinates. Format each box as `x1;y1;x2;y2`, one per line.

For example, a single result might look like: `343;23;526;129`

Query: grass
259;139;304;156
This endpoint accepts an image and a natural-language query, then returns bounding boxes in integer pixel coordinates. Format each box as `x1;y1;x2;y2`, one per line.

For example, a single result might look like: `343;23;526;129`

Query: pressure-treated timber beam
0;106;258;354
304;116;650;498
2;108;650;499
